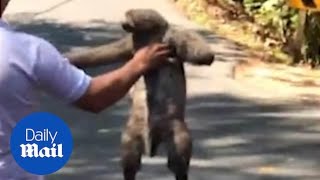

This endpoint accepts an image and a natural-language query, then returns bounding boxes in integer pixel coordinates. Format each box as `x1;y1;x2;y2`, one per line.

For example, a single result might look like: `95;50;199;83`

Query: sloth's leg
167;120;192;180
121;129;144;180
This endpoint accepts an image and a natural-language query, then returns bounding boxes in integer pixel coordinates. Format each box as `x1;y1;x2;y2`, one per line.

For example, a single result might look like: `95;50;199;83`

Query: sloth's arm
64;35;133;68
166;28;215;66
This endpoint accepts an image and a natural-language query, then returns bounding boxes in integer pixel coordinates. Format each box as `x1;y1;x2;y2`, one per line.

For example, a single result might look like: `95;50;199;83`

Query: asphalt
3;0;320;179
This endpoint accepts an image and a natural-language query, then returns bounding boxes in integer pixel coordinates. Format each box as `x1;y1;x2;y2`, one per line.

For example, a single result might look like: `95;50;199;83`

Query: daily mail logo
10;112;73;175
20;129;63;158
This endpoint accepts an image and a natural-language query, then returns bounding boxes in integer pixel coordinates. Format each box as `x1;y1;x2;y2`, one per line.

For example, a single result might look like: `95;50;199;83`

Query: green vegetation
175;0;320;67
244;0;298;43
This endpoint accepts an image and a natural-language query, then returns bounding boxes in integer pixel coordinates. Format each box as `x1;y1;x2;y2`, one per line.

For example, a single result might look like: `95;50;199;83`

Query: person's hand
132;43;171;71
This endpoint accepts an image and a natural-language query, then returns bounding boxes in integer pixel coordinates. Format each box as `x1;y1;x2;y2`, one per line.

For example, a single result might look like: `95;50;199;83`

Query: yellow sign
288;0;320;10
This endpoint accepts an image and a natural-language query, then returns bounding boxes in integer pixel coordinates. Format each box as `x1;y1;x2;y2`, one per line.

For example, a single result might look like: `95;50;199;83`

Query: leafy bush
243;0;298;43
184;0;320;66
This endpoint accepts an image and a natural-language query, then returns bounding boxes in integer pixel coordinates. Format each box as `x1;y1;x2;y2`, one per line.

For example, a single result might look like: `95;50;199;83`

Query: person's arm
75;44;169;113
74;57;143;112
33;38;169;113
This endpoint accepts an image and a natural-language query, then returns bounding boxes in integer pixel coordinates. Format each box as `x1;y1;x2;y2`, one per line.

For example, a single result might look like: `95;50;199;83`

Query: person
0;0;171;179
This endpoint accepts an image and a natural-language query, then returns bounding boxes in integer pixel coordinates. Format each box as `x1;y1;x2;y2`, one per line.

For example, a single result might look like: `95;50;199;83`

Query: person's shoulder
17;31;52;48
1;28;52;49
2;29;58;58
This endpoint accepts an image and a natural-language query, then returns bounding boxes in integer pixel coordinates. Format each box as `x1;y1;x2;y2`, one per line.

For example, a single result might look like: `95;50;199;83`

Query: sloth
119;9;214;180
65;9;214;180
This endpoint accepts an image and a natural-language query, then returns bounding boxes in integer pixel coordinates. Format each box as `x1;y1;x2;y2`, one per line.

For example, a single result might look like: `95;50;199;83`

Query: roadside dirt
233;59;320;105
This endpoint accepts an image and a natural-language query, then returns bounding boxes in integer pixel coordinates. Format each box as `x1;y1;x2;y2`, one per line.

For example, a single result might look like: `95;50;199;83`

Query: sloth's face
122;9;169;50
122;9;168;34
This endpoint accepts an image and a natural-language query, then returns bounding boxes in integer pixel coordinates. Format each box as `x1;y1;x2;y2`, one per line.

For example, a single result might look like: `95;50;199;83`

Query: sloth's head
122;9;169;34
122;9;169;52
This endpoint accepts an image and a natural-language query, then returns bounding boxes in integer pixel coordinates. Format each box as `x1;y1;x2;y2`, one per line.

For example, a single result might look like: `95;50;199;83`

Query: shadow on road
5;17;320;180
40;93;320;180
8;18;126;53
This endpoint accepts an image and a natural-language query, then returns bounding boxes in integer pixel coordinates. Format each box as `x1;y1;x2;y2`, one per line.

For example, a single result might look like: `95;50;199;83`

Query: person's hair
1;0;10;17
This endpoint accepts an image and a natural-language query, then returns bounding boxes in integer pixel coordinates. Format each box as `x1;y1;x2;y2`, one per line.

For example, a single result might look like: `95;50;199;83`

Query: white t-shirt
0;20;92;180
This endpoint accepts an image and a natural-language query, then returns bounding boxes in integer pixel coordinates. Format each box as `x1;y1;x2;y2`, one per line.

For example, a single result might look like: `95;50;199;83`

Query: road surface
4;0;320;179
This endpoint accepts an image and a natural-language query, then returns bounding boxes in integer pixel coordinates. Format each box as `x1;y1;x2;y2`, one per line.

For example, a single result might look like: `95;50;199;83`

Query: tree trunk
304;11;320;67
292;10;306;64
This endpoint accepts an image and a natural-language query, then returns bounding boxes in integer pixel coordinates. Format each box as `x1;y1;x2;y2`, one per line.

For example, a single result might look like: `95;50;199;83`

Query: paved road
4;0;320;179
